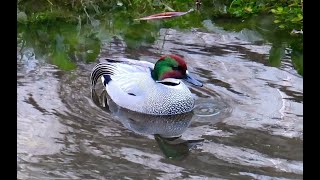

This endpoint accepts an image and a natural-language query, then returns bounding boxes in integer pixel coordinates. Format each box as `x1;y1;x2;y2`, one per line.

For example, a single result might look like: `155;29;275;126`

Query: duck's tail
90;57;155;88
90;59;117;88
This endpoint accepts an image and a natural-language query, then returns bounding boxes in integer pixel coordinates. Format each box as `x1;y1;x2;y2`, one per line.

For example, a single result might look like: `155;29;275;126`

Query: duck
90;54;203;115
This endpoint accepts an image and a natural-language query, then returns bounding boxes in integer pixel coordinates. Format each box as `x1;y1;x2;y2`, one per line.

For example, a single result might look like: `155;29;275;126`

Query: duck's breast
143;82;195;115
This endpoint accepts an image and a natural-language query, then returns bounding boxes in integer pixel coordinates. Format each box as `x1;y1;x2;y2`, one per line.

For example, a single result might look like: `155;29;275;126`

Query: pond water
17;11;303;180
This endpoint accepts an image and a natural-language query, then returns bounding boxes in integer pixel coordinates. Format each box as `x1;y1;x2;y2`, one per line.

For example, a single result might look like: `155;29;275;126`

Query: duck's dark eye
172;66;180;70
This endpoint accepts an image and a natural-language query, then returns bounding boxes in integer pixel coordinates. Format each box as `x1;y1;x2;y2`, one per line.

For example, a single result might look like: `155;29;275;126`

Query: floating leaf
277;7;283;12
135;9;194;20
244;7;252;13
274;20;281;23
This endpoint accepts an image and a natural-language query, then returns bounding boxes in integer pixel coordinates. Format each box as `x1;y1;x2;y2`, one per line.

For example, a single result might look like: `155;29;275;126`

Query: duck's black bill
184;73;203;87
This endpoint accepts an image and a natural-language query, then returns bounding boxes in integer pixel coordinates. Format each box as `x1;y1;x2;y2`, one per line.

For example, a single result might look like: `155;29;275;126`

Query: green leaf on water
277;7;283;12
274;20;281;23
245;7;252;13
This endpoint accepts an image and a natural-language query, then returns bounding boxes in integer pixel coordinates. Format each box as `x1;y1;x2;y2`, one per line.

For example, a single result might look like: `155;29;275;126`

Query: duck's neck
151;66;172;81
151;62;163;81
151;69;158;81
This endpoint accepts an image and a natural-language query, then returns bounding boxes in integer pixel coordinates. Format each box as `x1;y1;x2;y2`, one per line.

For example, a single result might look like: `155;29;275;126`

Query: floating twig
135;9;194;21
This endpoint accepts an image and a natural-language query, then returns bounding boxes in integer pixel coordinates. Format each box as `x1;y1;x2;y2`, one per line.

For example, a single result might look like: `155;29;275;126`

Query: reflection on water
91;89;214;160
18;24;302;179
92;89;194;138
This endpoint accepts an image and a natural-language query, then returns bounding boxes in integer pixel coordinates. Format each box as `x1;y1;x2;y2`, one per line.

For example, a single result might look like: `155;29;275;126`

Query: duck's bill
184;72;203;87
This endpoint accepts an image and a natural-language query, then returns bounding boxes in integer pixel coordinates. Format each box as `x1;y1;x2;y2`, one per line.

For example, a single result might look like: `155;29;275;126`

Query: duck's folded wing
109;74;146;96
105;75;146;111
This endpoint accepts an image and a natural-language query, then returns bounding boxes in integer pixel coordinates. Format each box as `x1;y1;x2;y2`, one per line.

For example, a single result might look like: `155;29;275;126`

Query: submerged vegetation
227;0;303;31
17;0;302;75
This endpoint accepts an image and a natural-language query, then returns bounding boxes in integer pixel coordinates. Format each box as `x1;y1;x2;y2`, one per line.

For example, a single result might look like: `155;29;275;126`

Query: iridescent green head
151;54;203;87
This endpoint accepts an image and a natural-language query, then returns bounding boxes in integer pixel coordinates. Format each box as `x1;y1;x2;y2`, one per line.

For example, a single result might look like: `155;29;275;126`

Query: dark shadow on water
267;82;303;104
205;123;303;161
194;67;246;96
155;134;204;161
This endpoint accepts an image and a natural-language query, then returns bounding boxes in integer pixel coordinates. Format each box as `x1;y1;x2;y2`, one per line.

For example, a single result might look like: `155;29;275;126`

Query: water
17;20;302;179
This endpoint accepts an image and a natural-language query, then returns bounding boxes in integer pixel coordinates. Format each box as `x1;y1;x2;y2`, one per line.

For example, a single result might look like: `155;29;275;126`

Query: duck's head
151;54;203;87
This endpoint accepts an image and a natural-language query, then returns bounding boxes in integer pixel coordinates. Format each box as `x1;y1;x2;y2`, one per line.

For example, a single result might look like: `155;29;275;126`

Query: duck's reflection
91;89;204;160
